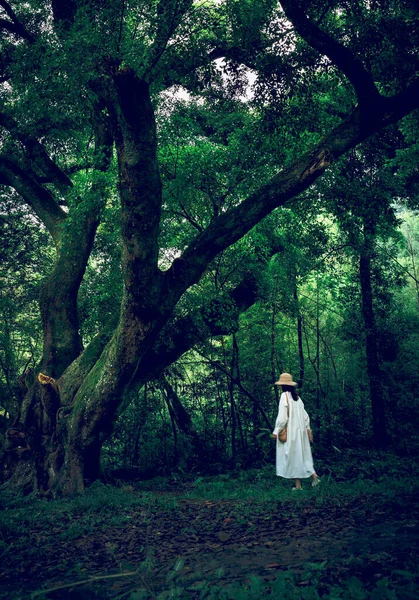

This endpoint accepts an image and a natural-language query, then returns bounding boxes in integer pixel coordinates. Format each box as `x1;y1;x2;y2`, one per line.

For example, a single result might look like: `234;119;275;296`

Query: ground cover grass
0;449;418;599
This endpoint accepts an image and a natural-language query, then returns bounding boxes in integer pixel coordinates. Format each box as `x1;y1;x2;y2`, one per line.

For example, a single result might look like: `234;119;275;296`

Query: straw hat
274;372;297;386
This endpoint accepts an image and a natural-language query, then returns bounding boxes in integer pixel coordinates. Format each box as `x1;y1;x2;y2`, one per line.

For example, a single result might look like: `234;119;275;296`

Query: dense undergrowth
0;450;418;599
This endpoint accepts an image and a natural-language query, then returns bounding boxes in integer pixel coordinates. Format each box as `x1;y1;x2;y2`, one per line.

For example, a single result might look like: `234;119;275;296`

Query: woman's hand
271;434;278;440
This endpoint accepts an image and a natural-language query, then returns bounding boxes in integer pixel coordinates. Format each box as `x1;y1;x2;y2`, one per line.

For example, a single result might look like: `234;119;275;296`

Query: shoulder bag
278;392;289;443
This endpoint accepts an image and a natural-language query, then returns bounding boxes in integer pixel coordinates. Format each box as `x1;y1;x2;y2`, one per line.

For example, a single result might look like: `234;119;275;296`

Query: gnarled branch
279;0;380;109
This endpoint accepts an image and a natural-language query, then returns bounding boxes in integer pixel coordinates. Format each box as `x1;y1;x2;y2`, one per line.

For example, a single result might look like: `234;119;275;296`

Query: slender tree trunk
227;341;237;466
132;385;147;465
215;369;227;442
161;379;205;462
221;338;237;465
359;218;388;448
405;224;419;307
201;353;273;431
303;315;325;439
166;397;179;465
271;303;280;404
232;335;246;454
294;285;305;388
158;399;169;471
316;280;321;420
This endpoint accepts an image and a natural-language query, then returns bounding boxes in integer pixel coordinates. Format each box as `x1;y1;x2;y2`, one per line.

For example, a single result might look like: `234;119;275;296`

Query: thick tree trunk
0;271;259;495
51;75;163;494
1;96;112;494
3;376;63;494
2;214;107;493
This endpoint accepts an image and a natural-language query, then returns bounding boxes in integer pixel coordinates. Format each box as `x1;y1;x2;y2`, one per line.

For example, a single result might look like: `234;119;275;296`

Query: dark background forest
0;0;419;598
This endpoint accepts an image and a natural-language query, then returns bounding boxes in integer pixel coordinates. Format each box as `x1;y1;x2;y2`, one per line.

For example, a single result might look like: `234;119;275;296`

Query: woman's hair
281;384;299;401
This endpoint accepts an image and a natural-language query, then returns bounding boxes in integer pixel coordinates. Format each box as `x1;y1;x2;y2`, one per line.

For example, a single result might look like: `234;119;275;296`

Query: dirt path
2;491;418;599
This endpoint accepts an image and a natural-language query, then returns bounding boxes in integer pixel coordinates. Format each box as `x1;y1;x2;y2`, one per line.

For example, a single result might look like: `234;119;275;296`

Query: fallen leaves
2;490;418;599
216;532;231;543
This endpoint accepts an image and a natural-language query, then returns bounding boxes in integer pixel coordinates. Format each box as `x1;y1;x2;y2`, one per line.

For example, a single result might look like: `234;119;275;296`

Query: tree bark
38;217;96;378
0;85;113;492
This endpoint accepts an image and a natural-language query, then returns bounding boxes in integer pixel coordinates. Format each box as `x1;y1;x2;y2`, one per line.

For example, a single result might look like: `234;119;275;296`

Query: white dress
273;391;315;479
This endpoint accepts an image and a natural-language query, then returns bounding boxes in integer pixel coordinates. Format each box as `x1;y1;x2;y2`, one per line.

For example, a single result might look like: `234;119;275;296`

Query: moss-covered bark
38;208;107;376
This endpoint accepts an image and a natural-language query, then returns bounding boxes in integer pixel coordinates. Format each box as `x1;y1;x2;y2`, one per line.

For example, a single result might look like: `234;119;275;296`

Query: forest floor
1;451;419;599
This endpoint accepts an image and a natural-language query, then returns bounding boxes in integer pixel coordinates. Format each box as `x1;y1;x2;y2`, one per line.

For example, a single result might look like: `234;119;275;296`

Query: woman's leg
294;478;302;489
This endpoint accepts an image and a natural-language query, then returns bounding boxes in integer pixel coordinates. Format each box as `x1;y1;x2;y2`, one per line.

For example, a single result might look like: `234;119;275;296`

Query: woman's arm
272;393;288;437
303;407;311;429
303;406;313;442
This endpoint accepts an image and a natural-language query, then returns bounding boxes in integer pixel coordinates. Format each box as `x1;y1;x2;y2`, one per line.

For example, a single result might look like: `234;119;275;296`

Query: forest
0;0;419;598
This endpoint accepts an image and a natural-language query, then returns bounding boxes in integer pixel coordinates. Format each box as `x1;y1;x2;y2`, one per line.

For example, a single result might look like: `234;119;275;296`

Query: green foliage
0;194;53;417
1;0;419;493
108;567;419;600
78;197;123;343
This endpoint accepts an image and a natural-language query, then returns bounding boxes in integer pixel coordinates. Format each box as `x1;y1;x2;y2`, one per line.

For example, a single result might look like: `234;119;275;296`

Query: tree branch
0;0;17;21
65;163;93;175
59;271;265;407
161;378;202;444
37;101;114;376
160;44;236;90
163;81;419;302
0;111;74;195
0;1;35;42
142;0;194;81
279;0;380;109
197;351;273;431
0;156;66;244
159;37;287;93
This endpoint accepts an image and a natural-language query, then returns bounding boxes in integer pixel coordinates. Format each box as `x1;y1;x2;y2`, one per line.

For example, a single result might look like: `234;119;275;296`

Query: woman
271;372;319;490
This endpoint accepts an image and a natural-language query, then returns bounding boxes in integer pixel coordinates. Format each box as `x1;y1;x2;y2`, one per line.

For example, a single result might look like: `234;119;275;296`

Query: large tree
1;0;418;494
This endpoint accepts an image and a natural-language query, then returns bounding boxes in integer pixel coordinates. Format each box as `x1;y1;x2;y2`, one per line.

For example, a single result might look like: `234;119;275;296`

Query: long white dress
273;391;315;479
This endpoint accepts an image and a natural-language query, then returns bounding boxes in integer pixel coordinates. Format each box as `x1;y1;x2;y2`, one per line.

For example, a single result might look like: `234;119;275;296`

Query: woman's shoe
292;487;303;491
311;478;321;487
